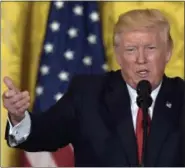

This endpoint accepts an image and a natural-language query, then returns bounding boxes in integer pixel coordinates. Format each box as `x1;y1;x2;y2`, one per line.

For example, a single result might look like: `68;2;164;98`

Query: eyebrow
124;45;137;48
124;43;157;47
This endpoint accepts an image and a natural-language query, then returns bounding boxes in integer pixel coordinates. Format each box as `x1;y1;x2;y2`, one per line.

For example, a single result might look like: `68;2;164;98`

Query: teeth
139;71;147;74
137;70;149;77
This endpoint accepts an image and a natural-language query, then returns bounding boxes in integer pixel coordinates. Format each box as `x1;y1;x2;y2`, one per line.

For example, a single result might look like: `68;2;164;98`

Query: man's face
115;29;172;90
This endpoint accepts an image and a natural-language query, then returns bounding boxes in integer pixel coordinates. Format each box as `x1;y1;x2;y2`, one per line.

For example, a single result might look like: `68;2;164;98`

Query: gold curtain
1;1;184;167
1;2;50;166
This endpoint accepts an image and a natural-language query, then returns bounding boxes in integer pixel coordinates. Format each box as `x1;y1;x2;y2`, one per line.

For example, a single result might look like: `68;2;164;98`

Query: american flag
22;1;107;167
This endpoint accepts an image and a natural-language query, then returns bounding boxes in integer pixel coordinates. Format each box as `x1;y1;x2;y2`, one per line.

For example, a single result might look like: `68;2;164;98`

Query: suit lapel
104;71;138;166
146;76;173;166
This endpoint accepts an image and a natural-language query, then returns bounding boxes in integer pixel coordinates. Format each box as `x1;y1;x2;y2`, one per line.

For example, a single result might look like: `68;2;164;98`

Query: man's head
114;9;173;90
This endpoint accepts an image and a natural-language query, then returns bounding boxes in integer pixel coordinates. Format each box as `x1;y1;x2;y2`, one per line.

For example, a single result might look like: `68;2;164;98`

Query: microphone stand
140;102;149;167
136;80;153;167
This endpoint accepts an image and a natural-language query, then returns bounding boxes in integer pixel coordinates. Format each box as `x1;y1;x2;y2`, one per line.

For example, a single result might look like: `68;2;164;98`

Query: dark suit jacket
5;70;185;167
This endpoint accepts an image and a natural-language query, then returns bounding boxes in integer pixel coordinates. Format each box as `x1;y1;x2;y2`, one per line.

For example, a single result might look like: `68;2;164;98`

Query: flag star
67;27;78;38
50;21;60;32
102;63;109;72
36;86;44;96
87;34;97;44
40;65;50;75
54;92;64;101
44;43;53;54
73;5;83;16
64;50;74;60
83;56;92;66
54;1;64;9
89;11;99;22
58;71;69;81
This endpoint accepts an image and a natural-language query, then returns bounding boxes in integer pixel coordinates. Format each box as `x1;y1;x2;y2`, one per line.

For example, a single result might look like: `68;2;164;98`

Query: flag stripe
25;152;57;167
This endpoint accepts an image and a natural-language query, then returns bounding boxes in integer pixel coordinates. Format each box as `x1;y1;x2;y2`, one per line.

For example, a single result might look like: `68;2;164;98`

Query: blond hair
114;9;173;49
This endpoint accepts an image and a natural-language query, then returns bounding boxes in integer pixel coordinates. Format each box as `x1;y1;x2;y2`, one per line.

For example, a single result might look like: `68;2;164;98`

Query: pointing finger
3;76;20;93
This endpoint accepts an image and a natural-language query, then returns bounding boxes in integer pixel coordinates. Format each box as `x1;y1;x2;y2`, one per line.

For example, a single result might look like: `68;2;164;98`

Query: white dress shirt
126;83;161;130
8;82;162;147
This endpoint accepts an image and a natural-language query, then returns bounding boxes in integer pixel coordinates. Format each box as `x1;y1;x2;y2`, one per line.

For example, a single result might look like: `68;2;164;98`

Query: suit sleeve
5;77;78;152
7;111;31;147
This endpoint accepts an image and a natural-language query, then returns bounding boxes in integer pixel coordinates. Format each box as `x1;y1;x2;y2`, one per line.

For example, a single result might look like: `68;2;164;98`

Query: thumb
3;76;20;93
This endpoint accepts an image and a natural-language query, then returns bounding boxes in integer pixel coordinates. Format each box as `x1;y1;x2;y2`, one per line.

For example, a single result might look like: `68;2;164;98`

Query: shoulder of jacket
68;70;120;91
165;76;184;100
166;75;184;89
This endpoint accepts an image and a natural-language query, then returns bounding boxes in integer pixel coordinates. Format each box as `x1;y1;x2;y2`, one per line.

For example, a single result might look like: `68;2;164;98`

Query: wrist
8;113;25;126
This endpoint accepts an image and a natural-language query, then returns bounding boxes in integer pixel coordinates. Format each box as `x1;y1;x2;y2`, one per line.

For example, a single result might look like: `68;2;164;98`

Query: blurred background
1;1;184;167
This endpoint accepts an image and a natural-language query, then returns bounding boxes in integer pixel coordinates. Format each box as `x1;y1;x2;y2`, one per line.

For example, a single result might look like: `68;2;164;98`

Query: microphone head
136;80;153;108
136;80;152;95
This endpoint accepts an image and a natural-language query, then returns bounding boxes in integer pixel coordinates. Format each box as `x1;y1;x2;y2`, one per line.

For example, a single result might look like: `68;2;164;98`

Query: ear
165;48;172;63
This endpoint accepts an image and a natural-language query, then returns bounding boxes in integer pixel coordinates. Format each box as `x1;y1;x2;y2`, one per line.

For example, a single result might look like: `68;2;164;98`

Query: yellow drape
1;2;50;166
1;1;184;167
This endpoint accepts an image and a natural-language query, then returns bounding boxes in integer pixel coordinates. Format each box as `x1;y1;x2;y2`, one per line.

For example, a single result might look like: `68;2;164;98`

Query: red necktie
136;108;151;165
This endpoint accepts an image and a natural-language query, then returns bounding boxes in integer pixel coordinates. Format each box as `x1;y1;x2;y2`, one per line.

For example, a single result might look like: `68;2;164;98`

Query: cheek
118;54;134;66
119;57;136;77
120;57;135;72
148;57;166;73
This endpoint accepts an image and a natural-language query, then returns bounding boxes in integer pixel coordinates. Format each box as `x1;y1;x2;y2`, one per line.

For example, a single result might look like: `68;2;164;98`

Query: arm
7;111;31;147
5;79;77;152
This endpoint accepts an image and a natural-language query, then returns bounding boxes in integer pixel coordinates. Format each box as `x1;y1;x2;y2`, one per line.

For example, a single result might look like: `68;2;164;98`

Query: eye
148;46;156;50
125;47;135;52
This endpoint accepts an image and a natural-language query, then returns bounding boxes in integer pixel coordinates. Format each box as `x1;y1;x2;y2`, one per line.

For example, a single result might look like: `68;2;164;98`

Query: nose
136;48;147;64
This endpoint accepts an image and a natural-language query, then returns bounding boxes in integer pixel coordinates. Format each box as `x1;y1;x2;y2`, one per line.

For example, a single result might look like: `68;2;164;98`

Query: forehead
119;29;161;45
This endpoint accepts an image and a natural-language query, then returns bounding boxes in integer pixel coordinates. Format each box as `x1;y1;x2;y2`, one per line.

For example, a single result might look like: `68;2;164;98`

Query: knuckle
17;109;22;114
8;90;13;95
13;93;22;102
27;96;30;101
18;108;24;113
19;92;24;98
8;90;14;96
11;97;17;103
23;103;29;110
26;103;30;108
25;91;29;95
15;102;21;108
20;106;27;112
12;90;17;95
23;98;28;104
22;91;28;96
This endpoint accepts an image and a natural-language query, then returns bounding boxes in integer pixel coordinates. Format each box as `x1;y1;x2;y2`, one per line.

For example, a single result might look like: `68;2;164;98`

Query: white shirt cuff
8;111;31;147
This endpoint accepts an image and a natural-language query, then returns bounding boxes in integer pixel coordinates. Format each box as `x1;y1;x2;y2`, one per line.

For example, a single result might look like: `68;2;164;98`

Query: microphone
136;80;153;109
136;80;153;167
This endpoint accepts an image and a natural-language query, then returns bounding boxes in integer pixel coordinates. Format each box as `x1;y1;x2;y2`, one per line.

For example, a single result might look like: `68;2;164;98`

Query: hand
2;76;30;125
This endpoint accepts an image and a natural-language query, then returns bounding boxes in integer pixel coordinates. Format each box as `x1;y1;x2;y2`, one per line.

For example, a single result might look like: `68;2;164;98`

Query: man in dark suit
3;9;185;166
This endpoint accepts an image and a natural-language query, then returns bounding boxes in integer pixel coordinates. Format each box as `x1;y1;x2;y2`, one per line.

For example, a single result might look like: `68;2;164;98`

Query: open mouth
136;69;149;78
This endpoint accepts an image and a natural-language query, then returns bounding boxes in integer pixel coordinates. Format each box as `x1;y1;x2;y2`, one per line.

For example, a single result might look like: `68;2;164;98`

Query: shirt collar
126;81;162;109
